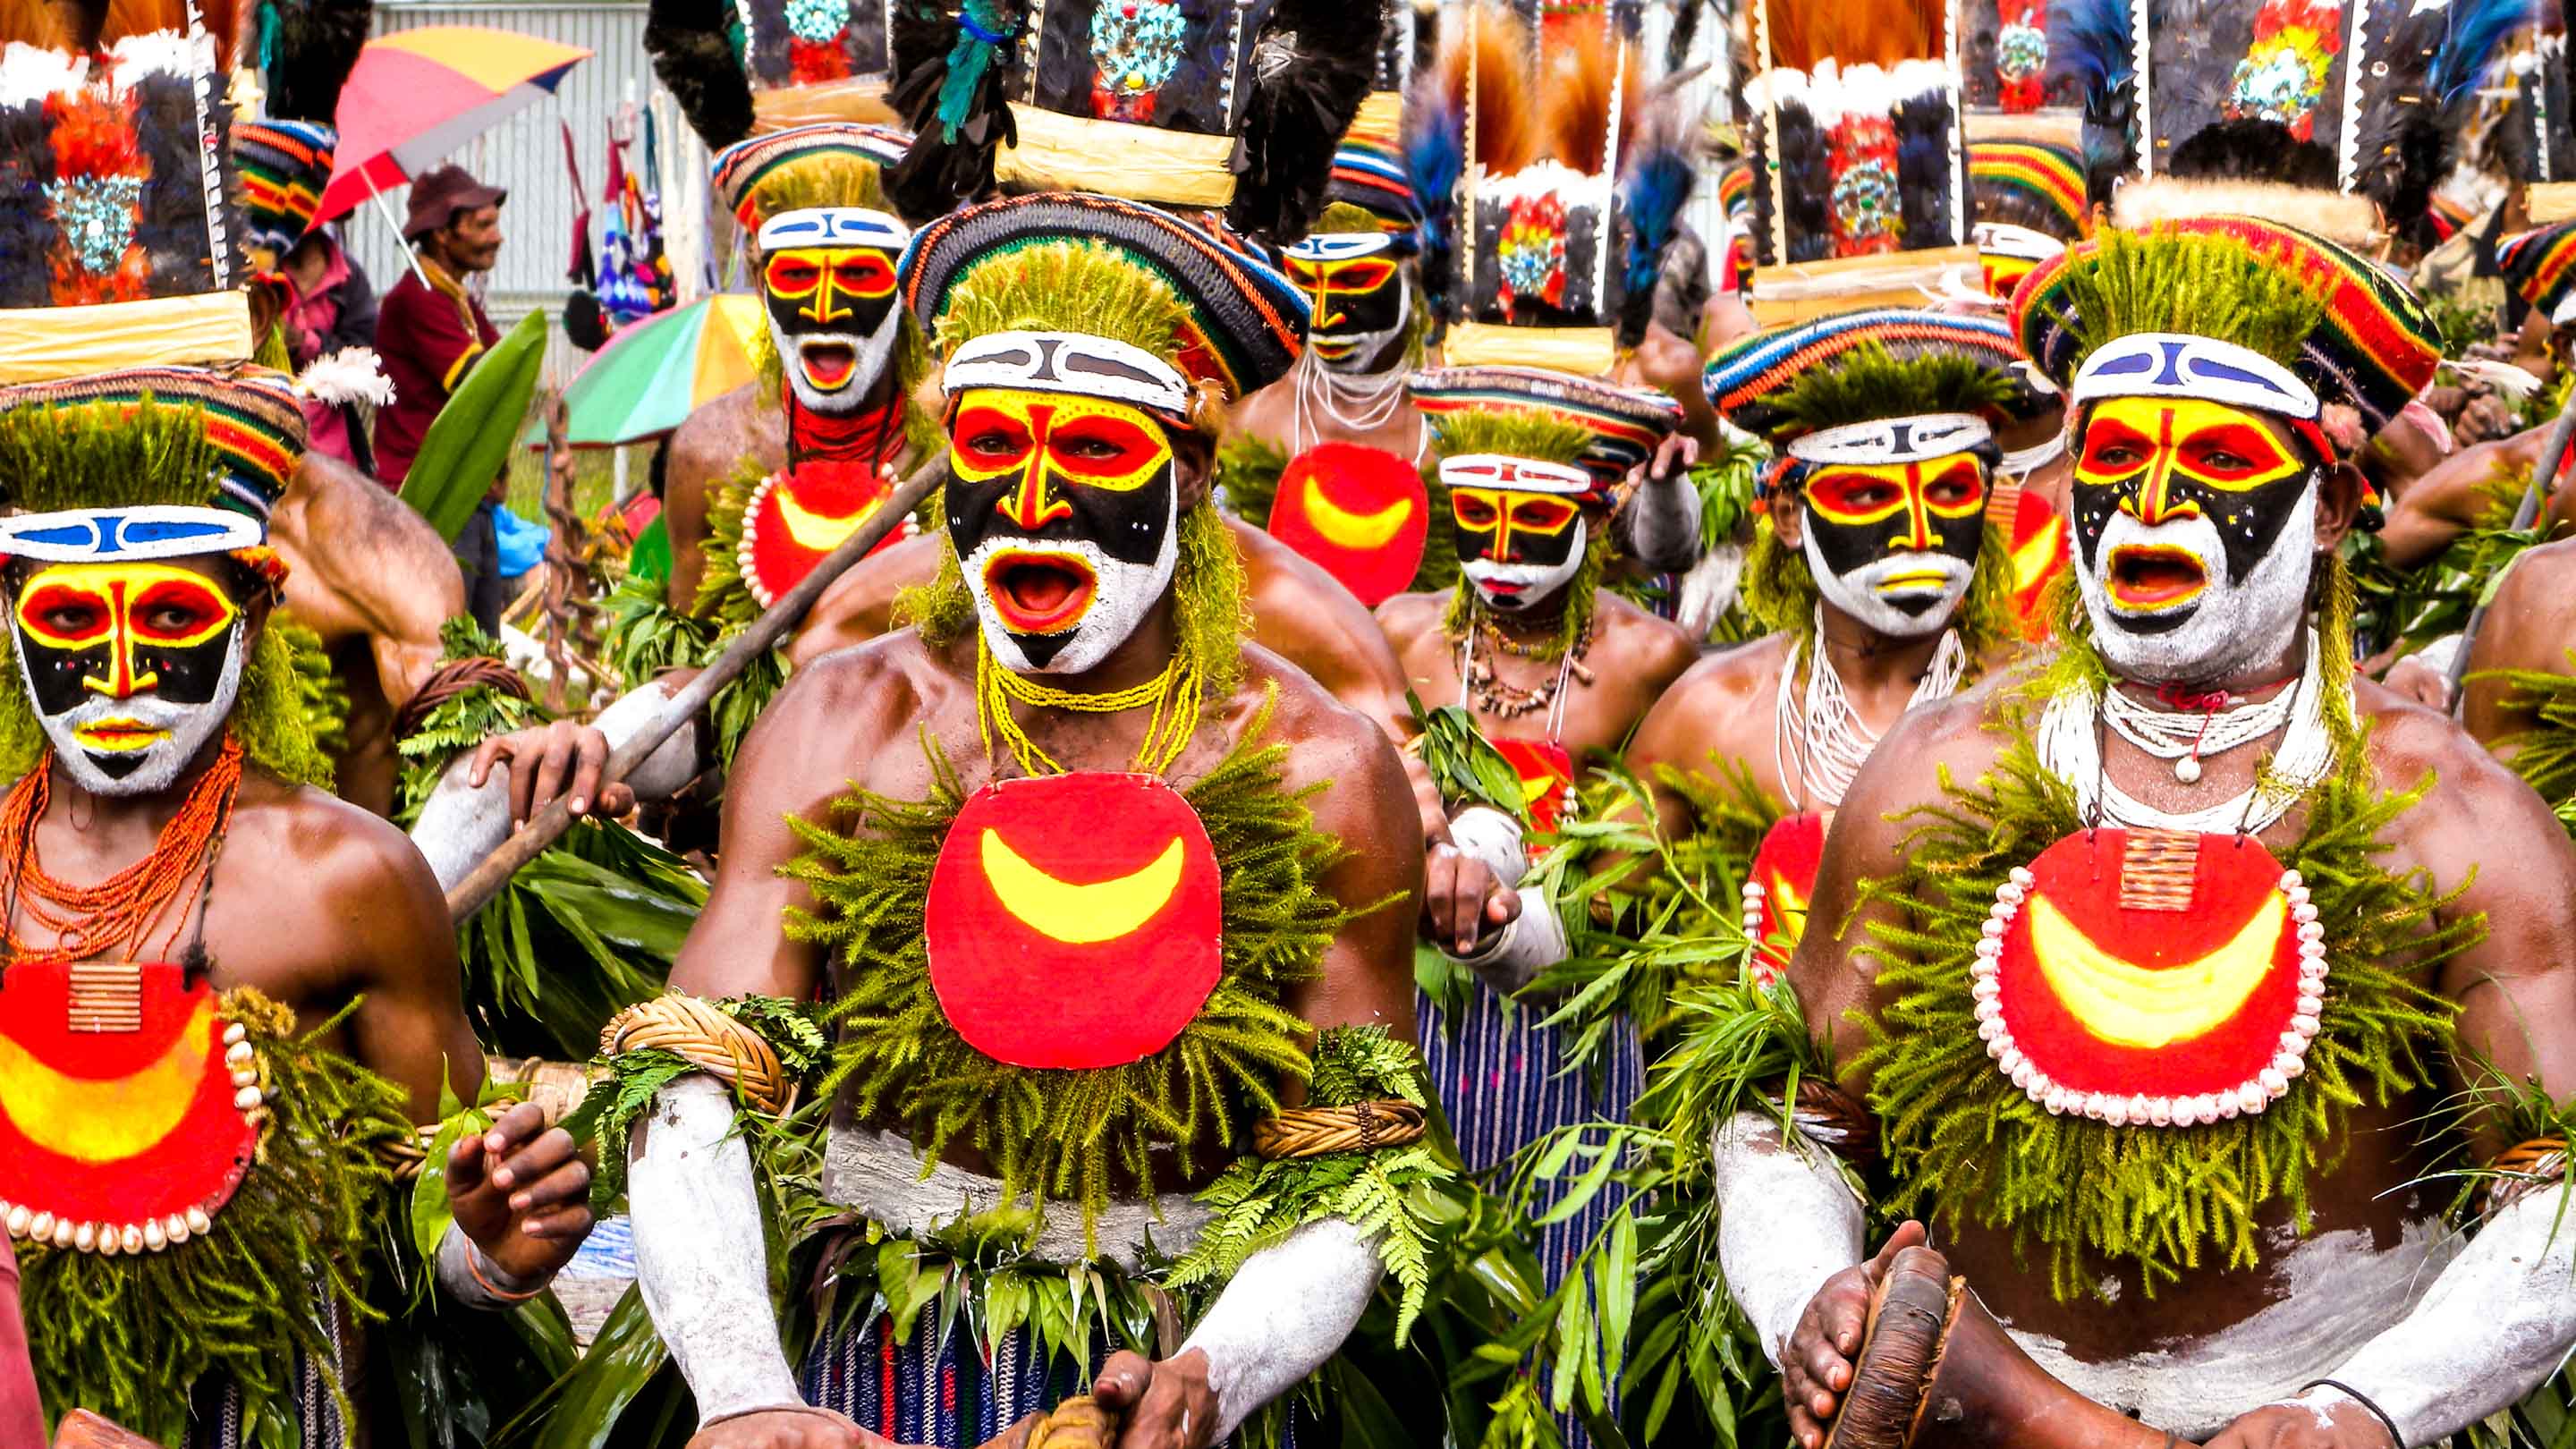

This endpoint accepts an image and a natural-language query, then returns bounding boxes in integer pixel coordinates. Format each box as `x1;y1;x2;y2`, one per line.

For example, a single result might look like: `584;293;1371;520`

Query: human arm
2374;430;2542;571
1614;430;1706;574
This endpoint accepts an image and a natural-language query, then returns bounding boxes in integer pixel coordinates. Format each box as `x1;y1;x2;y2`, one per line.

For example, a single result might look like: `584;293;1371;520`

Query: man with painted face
589;193;1445;1449
1699;219;2576;1449
1371;364;1699;1289
1624;309;2041;982
659;124;925;616
0;17;591;1431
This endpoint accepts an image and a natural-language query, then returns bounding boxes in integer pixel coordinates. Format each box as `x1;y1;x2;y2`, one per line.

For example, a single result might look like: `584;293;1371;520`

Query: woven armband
2484;1137;2570;1219
1252;1099;1428;1161
1775;1076;1881;1176
600;995;795;1116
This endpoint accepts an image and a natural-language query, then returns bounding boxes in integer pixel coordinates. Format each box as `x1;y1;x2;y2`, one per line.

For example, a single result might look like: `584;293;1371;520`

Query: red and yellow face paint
14;563;243;739
1284;250;1404;355
2071;396;2316;597
1798;452;1989;583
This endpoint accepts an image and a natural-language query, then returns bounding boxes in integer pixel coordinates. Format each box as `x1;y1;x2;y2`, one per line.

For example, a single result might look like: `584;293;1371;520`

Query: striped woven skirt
1418;983;1644;1449
801;1302;1307;1446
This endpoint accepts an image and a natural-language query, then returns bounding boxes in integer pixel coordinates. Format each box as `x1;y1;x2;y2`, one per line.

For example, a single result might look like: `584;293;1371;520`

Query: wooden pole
445;455;940;922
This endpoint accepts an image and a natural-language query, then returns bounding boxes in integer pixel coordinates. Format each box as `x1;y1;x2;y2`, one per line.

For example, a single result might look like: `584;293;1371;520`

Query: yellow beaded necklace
976;639;1202;778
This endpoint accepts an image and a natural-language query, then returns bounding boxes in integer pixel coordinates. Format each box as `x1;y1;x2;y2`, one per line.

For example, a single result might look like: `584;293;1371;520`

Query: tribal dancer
1627;310;2041;983
0;5;589;1442
1708;217;2576;1449
594;192;1445;1449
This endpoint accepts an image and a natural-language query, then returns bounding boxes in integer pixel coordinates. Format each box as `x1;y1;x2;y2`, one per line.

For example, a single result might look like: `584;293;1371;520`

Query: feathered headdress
0;0;311;553
1965;0;2076;113
645;0;896;160
1402;3;1689;373
1738;0;1967;266
2346;0;2530;250
886;0;1377;245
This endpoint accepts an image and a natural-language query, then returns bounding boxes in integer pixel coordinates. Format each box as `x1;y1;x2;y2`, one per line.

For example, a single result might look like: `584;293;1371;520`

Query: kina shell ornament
1741;810;1828;987
0;962;266;1255
1973;829;2325;1126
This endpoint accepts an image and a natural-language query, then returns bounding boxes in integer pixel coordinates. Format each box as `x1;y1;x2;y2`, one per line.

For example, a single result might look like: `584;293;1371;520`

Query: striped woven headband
710;123;911;226
2502;221;2576;323
0;366;304;525
2012;216;2442;436
1705;308;2030;445
1327;139;1419;227
1412;365;1683;486
1718;165;1752;220
899;191;1307;405
1968;141;2086;239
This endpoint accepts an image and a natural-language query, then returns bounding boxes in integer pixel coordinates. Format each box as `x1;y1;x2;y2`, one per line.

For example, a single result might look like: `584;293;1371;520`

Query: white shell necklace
1775;604;1970;809
2037;630;2336;835
1292;347;1419;459
2100;672;2300;783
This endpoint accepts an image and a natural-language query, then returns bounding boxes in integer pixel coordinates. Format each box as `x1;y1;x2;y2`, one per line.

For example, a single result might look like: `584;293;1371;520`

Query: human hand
1645;429;1700;485
446;1100;592;1284
1632;323;1708;403
469;720;630;826
2201;1390;2397;1449
686;1407;882;1449
1783;1219;1930;1449
1423;842;1521;955
1093;1350;1217;1449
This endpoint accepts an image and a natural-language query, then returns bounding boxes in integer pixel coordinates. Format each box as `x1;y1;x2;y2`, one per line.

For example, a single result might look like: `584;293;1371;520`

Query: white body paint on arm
407;680;702;891
2309;1188;2576;1445
1711;1111;1864;1366
1444;885;1567;994
1176;1217;1379;1440
629;1075;807;1425
1617;468;1706;574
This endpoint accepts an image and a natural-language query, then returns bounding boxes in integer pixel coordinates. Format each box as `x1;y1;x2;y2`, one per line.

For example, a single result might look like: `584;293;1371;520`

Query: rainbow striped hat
2012;217;2442;450
233;121;336;265
710;122;911;227
1326;93;1418;230
2502;220;2576;325
900;191;1309;413
1413;366;1684;494
1968;140;2087;242
1706;309;2049;469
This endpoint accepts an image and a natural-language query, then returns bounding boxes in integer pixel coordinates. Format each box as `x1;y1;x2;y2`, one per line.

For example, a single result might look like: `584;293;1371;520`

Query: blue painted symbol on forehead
1283;233;1397;263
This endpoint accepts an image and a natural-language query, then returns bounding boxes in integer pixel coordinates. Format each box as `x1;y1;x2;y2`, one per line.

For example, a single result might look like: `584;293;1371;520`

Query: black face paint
945;388;1181;672
2071;397;2318;587
762;245;901;348
1797;454;1990;615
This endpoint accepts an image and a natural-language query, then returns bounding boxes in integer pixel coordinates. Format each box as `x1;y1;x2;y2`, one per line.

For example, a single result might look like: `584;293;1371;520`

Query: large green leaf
399;309;550;544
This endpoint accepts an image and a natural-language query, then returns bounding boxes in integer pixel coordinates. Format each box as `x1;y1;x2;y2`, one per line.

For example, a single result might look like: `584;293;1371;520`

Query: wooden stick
2445;385;2576;703
445;456;941;922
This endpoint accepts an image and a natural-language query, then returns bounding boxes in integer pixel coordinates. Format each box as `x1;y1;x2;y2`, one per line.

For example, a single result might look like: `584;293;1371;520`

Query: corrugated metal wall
344;0;714;388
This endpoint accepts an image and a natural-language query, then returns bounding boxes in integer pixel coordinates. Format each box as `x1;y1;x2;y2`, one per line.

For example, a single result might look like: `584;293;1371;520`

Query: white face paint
1462;515;1588;615
961;486;1180;676
2073;473;2318;686
22;631;244;797
1316;275;1411;375
770;304;902;418
1801;524;1973;640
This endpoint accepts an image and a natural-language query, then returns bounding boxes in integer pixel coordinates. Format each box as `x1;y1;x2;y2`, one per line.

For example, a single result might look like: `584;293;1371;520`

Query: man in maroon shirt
375;164;509;629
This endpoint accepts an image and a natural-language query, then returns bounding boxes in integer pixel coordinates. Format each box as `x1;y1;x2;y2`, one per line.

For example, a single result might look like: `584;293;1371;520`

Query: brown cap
402;165;507;241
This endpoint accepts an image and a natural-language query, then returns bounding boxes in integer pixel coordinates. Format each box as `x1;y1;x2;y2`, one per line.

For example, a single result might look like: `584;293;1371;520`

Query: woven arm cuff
602;995;794;1116
1251;1099;1428;1161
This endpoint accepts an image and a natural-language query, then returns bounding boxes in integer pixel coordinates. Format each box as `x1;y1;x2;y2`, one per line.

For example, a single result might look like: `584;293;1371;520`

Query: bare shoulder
1633;632;1790;759
2477;537;2576;671
2357;677;2539;806
1595;589;1700;678
791;531;948;667
670;382;768;475
1667;631;1793;705
233;773;445;913
279;453;463;608
1372;590;1448;647
1843;682;2014;827
1227;644;1411;807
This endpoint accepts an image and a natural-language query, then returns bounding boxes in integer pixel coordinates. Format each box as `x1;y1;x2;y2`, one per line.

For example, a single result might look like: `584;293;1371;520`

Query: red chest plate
925;773;1224;1071
1492;738;1573;835
1741;811;1827;987
1975;830;2324;1126
0;962;261;1253
1267;442;1429;607
740;459;906;607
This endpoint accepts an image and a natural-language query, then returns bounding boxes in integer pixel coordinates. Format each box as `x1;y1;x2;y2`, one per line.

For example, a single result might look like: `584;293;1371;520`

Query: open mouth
2106;544;2209;613
982;551;1098;635
798;340;858;392
75;719;168;752
1312;335;1359;360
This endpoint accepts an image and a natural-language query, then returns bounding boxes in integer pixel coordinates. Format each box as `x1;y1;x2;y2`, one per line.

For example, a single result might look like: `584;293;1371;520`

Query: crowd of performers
24;0;2576;1445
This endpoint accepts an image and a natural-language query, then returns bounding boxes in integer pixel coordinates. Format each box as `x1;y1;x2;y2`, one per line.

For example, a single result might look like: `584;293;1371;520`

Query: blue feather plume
1404;68;1464;310
2430;0;2535;108
1620;146;1690;297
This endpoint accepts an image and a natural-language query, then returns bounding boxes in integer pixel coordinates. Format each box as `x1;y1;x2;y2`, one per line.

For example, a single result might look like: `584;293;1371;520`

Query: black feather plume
647;0;755;151
0;97;56;309
885;0;1018;223
262;0;371;123
131;70;225;296
1231;0;1382;244
1893;80;1954;248
2050;0;2135;200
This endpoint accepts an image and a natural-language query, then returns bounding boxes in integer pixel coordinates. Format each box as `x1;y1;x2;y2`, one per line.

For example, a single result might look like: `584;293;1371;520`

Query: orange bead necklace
0;733;242;963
